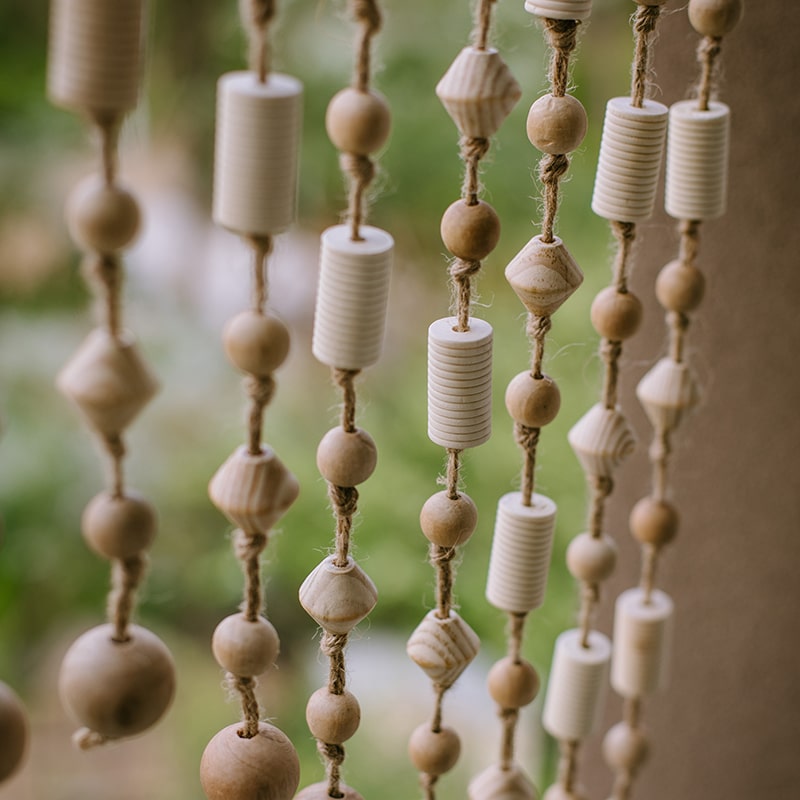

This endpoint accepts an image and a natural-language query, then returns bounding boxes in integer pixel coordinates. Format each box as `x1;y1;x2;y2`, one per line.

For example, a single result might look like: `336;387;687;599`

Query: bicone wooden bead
305;688;361;744
440;199;501;262
568;403;636;479
59;624;175;740
505;372;561;428
487;656;540;709
66;176;141;254
200;722;300;800
212;613;280;677
566;533;617;584
296;782;364;800
468;763;536;800
325;87;391;155
603;722;649;771
636;357;698;432
0;681;28;783
223;310;290;377
316;426;378;487
655;259;705;313
542;785;588;800
688;0;743;37
408;724;461;776
82;490;156;560
420;490;478;548
629;496;679;547
590;287;643;341
524;0;593;21
407;610;480;689
526;94;588;155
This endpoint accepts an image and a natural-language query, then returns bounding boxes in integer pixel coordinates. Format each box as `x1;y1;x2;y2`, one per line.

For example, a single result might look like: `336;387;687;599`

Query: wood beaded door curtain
0;0;740;796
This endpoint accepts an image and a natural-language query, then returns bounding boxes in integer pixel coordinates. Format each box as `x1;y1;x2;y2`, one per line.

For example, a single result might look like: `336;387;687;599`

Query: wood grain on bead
655;260;705;313
487;657;540;710
630;496;678;547
325;87;391;155
305;687;360;744
440;199;500;261
468;762;536;800
406;610;480;689
223;310;290;377
420;490;478;548
296;782;364;800
82;490;156;561
590;287;643;341
316;427;377;487
0;682;28;783
66;176;141;254
212;613;280;677
408;723;461;776
527;94;588;155
688;0;743;37
505;372;561;428
524;0;593;22
568;403;636;479
566;533;617;584
636;357;698;432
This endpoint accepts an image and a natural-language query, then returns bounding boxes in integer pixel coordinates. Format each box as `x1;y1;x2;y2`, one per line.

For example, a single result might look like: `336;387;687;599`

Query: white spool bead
486;492;557;614
611;588;674;698
427;317;493;449
311;225;393;370
542;629;611;742
636;357;698;433
525;0;593;21
213;71;303;237
48;0;144;113
592;97;668;223
665;100;730;220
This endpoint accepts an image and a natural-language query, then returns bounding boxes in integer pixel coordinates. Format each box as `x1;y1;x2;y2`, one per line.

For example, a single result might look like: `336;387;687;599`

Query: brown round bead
296;782;364;800
223;310;290;376
66;176;141;254
688;0;743;37
590;287;643;341
566;533;617;583
603;722;649;771
526;94;588;155
655;260;705;313
212;613;280;676
440;199;501;261
408;724;461;776
487;657;540;709
305;688;361;744
419;490;478;548
505;372;561;428
316;427;377;487
0;681;28;783
81;490;156;561
629;496;679;547
325;88;391;155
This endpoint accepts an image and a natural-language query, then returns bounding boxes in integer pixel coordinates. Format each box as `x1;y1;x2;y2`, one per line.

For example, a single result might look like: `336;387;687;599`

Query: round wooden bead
505;372;561;428
603;722;649;771
305;688;361;744
223;311;290;376
629;497;678;547
325;88;391;155
296;782;364;800
487;657;540;709
316;427;377;487
526;94;588;155
440;199;501;261
688;0;743;37
590;287;643;341
212;613;279;677
82;490;156;561
66;177;141;254
408;724;461;776
468;763;536;800
0;682;28;783
200;722;300;800
655;260;705;313
566;533;617;584
419;490;478;548
59;624;175;739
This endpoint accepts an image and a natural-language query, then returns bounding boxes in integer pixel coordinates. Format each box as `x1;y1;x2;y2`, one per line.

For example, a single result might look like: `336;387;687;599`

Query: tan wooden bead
603;722;649;771
526;94;588;155
419;490;478;548
296;782;364;800
0;682;28;783
688;0;743;37
59;623;175;740
505;372;561;428
200;721;300;800
655;259;705;313
630;496;678;547
440;199;501;261
407;610;480;689
590;287;643;341
66;176;141;254
408;724;461;776
325;88;391;155
305;688;361;744
566;533;617;584
468;763;536;800
223;310;290;377
487;656;540;709
633;0;667;5
568;403;636;479
82;490;156;561
525;0;592;20
211;613;279;677
316;426;377;487
542;786;588;800
636;357;698;432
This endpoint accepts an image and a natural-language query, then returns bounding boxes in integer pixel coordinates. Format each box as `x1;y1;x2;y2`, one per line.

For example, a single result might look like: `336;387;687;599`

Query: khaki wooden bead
316;427;377;487
408;724;461;776
305;688;361;744
325;88;391;155
0;681;28;783
487;656;540;709
688;0;743;37
505;372;561;428
81;490;156;561
655;260;705;313
468;763;536;800
526;94;588;155
296;782;364;800
543;785;588;800
223;310;290;376
603;722;649;771
629;497;679;547
566;533;617;583
66;177;141;254
590;287;643;341
419;490;478;547
440;199;501;261
200;721;300;800
211;613;279;677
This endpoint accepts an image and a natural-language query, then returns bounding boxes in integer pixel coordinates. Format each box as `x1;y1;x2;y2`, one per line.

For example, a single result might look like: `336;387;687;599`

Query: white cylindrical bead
524;0;592;21
213;71;303;236
592;97;669;223
486;492;557;614
543;629;611;742
665;100;730;220
311;225;394;370
48;0;144;113
611;588;674;698
427;317;493;449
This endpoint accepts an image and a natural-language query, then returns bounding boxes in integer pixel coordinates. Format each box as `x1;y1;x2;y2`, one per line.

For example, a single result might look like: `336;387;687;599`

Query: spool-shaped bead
468;763;536;800
407;610;480;689
524;0;593;21
568;403;636;479
665;100;730;221
591;97;668;223
611;588;674;698
312;225;393;371
543;629;611;742
0;682;28;783
636;357;698;433
486;492;557;613
213;71;303;236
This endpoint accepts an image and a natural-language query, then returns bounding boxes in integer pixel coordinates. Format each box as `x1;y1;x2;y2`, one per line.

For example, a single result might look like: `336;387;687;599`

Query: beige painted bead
542;786;588;800
200;722;300;800
59;624;175;739
590;287;643;341
688;0;743;37
568;403;636;479
305;688;361;744
407;610;480;689
566;533;617;583
487;657;540;709
211;614;279;677
316;427;377;487
440;199;501;261
408;724;461;776
603;722;649;771
630;497;678;547
223;311;290;376
505;372;561;428
0;682;28;783
468;763;536;800
82;490;156;560
419;490;478;548
296;782;364;800
325;88;391;155
655;260;705;313
66;177;141;254
527;94;588;155
524;0;592;21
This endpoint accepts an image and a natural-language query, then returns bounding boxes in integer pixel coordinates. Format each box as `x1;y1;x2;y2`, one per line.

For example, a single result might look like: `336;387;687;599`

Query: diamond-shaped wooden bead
209;445;299;534
406;610;480;689
505;235;583;317
436;47;521;139
568;403;636;479
57;328;158;437
468;763;536;800
299;555;378;634
636;357;699;433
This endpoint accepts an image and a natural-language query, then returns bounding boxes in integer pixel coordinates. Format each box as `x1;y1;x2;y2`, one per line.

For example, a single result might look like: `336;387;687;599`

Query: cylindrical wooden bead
665;100;730;221
524;0;593;21
486;492;557;613
611;588;674;698
542;629;611;742
526;94;588;155
212;614;280;677
296;783;364;800
48;0;144;113
0;682;28;783
82;490;157;561
591;97;668;223
688;0;743;37
469;763;536;800
636;357;698;433
427;317;493;449
408;724;461;776
312;225;393;370
213;71;303;236
305;688;360;744
407;610;480;689
568;403;636;479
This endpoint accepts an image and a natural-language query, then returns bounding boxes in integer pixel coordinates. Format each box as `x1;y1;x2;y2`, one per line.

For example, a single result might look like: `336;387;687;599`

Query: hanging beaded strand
199;3;303;798
602;3;741;798
47;0;176;749
297;2;391;798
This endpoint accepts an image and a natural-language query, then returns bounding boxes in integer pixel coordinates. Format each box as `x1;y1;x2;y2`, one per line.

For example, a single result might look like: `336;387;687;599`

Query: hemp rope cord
244;0;276;83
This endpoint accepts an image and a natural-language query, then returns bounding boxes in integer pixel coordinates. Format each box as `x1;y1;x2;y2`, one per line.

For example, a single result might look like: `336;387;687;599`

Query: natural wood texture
211;613;280;677
409;724;461;776
406;610;480;689
469;763;536;799
66;176;141;254
0;682;28;783
440;199;500;262
636;357;698;432
223;310;290;377
526;94;587;155
295;782;365;800
505;372;561;428
316;426;378;487
688;0;743;37
81;490;156;561
654;260;705;313
487;657;540;709
590;287;643;342
629;498;678;547
419;490;478;548
305;688;361;744
566;533;618;584
325;87;391;155
568;403;636;479
524;0;592;21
